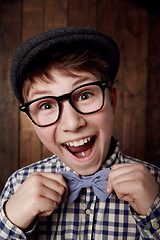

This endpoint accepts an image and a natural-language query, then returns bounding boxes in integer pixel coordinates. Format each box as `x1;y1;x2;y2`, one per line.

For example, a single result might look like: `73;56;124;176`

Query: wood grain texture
19;0;44;168
122;1;148;159
0;0;159;192
0;0;21;190
146;14;160;166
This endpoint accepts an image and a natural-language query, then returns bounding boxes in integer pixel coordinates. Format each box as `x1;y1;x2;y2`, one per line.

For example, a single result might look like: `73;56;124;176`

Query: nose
59;101;86;132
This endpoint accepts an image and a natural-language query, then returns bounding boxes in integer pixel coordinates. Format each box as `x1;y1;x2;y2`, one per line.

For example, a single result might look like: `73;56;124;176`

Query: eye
78;92;92;101
34;98;58;111
40;102;54;110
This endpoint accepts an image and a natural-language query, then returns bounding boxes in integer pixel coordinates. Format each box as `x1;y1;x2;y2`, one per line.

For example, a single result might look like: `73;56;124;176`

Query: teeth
66;137;91;147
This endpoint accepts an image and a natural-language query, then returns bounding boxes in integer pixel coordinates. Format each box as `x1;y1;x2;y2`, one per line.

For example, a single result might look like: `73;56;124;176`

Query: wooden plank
146;14;160;167
0;0;159;178
19;114;42;168
21;0;44;40
96;0;125;148
68;0;96;27
96;0;125;38
122;1;148;160
0;0;21;192
19;0;45;168
44;0;68;30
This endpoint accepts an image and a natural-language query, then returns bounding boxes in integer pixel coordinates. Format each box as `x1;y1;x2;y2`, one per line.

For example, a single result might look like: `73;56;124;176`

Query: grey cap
10;26;120;103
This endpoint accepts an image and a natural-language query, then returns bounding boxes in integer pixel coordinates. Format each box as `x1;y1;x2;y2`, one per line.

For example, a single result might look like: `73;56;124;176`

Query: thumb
107;174;114;194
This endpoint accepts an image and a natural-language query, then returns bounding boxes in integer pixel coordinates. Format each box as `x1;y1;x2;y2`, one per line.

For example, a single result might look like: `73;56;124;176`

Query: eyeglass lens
28;84;104;126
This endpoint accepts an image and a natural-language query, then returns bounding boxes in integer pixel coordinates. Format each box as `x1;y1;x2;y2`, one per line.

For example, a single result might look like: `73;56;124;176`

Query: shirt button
86;209;91;215
152;222;159;230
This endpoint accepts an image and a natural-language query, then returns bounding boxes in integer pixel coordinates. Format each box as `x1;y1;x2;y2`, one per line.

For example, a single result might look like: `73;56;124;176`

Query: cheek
33;125;56;151
100;104;114;156
96;103;114;151
97;102;114;134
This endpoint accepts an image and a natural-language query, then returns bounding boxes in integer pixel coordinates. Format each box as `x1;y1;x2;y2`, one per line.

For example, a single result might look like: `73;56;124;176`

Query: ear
110;85;117;114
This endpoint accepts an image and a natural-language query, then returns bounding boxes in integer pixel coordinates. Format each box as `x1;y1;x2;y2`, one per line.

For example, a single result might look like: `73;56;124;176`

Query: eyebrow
28;89;53;101
29;74;98;100
72;76;96;88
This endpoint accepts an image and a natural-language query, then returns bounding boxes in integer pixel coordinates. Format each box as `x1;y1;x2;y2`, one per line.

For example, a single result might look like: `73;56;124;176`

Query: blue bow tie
59;168;111;203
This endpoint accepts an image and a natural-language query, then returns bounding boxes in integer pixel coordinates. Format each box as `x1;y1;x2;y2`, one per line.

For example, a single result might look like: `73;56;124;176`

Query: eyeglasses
19;81;112;127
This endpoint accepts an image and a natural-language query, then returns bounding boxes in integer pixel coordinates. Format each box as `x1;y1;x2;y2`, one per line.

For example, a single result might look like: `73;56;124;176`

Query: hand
107;163;159;215
5;172;68;229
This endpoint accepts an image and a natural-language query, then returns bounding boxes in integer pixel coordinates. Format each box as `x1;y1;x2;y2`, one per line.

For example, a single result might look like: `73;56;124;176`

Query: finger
110;164;143;183
39;184;64;204
112;180;136;202
36;172;68;190
32;172;68;199
111;163;135;171
107;169;135;194
42;176;66;195
107;174;114;194
55;174;68;202
110;170;138;186
108;164;139;195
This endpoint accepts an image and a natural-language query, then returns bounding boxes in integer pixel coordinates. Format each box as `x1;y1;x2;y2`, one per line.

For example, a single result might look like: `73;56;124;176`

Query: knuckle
135;163;146;172
52;201;58;210
135;164;148;179
30;172;42;184
111;164;118;170
56;174;67;188
57;194;63;203
59;185;65;195
56;173;65;182
44;211;53;216
108;171;115;181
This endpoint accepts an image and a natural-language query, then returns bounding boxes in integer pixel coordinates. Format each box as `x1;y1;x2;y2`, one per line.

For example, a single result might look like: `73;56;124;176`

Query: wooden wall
0;0;160;192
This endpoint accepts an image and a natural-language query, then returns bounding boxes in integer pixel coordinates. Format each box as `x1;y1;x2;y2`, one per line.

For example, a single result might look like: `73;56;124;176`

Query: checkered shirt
0;141;160;240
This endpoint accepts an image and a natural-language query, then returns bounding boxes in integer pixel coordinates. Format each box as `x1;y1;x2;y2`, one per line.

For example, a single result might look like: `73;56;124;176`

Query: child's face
26;69;117;175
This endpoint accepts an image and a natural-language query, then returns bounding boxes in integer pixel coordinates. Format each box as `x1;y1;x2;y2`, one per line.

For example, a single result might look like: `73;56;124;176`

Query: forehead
24;69;100;101
22;49;110;103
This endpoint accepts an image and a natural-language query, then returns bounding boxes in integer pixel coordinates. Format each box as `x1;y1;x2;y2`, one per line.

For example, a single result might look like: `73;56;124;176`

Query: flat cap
10;26;120;103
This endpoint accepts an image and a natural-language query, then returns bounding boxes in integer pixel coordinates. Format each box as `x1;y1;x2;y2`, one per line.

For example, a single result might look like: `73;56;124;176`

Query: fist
5;172;68;229
107;163;159;215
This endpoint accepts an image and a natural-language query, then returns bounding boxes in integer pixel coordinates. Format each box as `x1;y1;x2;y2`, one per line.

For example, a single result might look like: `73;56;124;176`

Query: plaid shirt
0;140;160;240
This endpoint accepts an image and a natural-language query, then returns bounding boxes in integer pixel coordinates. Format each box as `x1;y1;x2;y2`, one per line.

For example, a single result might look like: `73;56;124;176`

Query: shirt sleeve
132;195;160;240
0;158;53;239
0;202;27;240
0;173;28;240
0;169;34;239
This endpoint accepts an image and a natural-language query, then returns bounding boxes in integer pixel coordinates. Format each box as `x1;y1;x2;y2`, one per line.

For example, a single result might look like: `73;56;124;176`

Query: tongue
67;140;93;154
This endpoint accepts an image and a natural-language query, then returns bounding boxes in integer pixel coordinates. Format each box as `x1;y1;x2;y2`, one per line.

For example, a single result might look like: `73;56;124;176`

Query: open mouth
65;136;95;158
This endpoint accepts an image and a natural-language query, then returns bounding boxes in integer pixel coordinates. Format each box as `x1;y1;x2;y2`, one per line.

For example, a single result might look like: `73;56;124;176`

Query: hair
22;47;111;102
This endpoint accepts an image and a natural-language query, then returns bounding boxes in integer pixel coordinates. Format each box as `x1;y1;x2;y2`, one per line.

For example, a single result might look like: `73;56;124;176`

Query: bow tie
59;168;111;203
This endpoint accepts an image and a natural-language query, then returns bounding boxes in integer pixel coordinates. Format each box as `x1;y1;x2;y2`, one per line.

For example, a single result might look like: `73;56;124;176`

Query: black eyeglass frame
19;81;112;127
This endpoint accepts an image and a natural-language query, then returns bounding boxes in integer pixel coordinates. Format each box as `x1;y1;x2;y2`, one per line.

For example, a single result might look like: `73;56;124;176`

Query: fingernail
107;187;110;193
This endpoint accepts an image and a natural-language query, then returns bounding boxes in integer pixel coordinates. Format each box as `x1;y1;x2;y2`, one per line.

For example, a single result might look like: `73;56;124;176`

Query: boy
0;26;159;239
